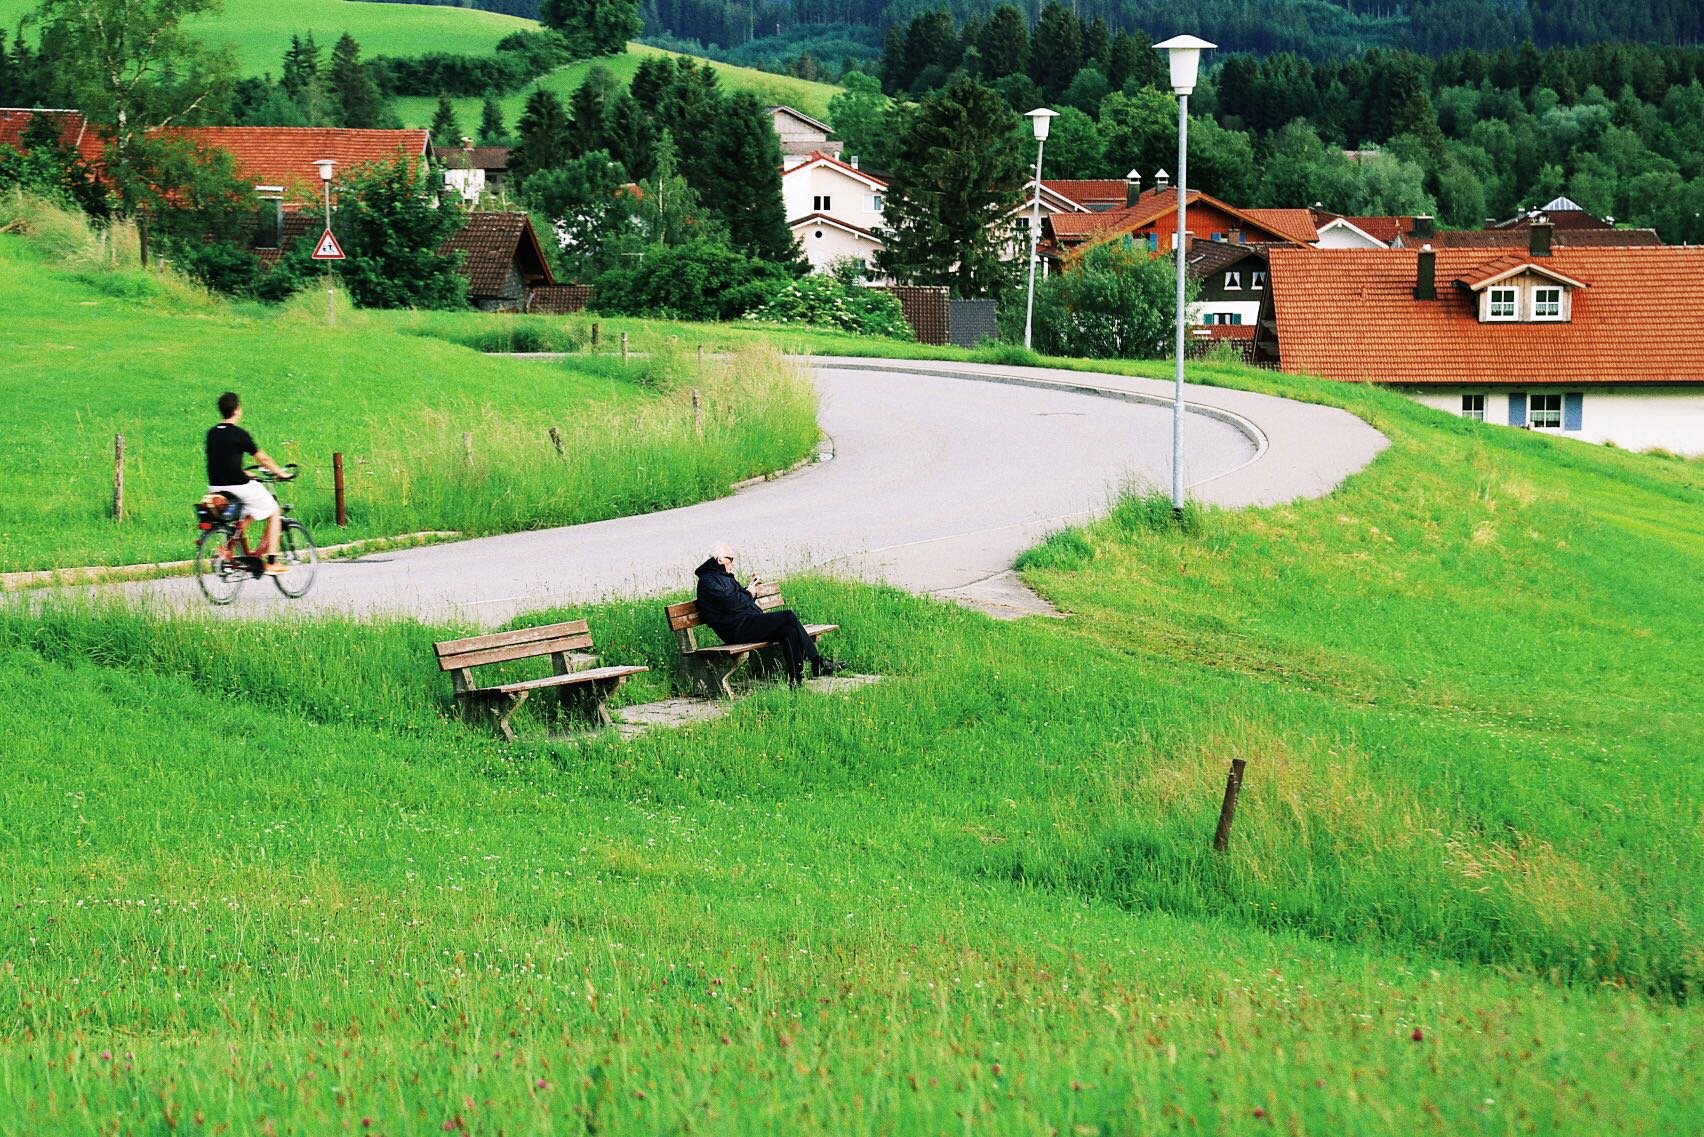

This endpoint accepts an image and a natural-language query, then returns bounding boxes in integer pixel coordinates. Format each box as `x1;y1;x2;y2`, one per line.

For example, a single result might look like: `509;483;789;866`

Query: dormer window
1252;270;1267;290
1488;287;1517;319
1533;287;1562;319
1466;263;1585;323
1225;271;1243;290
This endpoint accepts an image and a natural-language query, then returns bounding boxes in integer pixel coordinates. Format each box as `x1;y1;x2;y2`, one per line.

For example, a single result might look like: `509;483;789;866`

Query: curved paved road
112;360;1386;623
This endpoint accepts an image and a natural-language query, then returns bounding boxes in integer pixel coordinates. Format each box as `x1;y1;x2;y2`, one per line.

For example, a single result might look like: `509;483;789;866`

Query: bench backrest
434;619;594;672
665;582;785;651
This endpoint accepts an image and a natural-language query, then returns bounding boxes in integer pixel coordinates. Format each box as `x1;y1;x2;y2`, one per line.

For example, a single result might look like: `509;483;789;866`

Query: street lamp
1154;34;1214;511
314;160;338;326
1022;107;1058;352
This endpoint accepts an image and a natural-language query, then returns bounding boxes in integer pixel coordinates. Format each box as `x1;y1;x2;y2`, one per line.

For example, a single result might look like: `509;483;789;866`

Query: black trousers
725;610;821;678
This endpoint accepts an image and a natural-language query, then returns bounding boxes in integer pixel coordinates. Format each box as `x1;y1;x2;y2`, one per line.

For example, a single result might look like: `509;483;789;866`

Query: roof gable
442;211;554;296
1454;257;1589;291
780;150;887;189
788;212;881;241
767;105;834;136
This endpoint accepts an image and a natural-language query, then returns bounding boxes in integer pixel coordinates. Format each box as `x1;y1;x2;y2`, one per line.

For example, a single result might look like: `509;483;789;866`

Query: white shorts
209;480;278;522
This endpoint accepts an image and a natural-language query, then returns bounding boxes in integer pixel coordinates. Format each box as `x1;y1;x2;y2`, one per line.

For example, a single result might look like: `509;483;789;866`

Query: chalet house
1042;175;1319;263
1187;240;1270;330
440;143;511;205
779;150;889;280
1261;229;1704;455
768;106;840;160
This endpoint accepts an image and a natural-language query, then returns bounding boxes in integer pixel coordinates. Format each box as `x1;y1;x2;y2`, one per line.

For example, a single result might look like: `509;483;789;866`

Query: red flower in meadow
1411;1028;1424;1042
361;1119;372;1128
100;1051;112;1061
535;1078;550;1090
1252;1107;1267;1119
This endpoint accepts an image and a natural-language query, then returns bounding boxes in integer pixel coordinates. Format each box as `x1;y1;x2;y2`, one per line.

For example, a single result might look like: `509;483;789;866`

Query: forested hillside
377;0;1704;60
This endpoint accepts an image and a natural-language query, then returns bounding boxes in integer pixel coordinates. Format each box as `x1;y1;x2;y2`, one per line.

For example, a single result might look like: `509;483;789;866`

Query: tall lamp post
1022;107;1057;351
313;159;338;327
1154;35;1214;511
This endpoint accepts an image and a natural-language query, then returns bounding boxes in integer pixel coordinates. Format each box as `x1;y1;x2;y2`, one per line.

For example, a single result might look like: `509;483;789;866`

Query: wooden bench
433;620;647;739
664;582;837;699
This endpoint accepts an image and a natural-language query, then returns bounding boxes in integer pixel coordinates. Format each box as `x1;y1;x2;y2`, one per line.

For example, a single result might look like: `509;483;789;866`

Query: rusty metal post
332;451;347;526
1212;758;1247;852
112;433;125;521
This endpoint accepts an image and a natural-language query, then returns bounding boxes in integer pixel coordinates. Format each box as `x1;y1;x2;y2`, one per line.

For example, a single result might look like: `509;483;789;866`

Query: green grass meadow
3;214;1702;1132
0;215;818;575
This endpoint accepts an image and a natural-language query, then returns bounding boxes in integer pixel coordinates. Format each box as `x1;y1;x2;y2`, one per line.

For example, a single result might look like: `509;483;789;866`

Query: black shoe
787;671;805;688
811;658;848;678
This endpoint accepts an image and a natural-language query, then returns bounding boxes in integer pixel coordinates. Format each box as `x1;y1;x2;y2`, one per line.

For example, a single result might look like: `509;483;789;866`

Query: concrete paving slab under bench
560;674;884;741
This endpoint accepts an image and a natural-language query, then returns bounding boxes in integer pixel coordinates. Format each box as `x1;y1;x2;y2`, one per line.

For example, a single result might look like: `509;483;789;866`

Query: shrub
592;241;791;322
742;274;914;339
1030;240;1190;359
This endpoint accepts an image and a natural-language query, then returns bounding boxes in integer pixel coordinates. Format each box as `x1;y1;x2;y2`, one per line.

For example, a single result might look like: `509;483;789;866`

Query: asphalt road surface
108;359;1387;623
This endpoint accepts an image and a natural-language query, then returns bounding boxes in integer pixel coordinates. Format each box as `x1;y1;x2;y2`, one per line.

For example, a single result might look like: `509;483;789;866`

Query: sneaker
811;658;848;678
263;560;290;576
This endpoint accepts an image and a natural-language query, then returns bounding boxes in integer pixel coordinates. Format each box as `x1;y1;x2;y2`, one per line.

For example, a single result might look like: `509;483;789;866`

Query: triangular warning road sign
311;228;345;260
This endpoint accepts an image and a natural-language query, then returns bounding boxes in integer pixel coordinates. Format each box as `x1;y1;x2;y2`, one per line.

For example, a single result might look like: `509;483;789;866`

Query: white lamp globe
1025;107;1059;142
1153;35;1216;96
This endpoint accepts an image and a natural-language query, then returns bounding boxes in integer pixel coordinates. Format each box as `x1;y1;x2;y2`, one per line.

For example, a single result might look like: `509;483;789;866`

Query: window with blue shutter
1563;392;1583;431
1508;392;1527;427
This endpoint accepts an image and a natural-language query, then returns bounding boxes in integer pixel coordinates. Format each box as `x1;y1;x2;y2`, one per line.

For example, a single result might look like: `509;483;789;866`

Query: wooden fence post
112;433;125;521
332;451;347;526
462;431;475;466
1212;758;1248;852
548;426;564;457
697;343;705;367
619;331;629;362
590;321;600;348
691;388;703;437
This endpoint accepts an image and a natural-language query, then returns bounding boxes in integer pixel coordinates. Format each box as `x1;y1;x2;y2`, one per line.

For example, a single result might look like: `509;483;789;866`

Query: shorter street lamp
1154;34;1215;512
1022;107;1057;351
313;159;338;326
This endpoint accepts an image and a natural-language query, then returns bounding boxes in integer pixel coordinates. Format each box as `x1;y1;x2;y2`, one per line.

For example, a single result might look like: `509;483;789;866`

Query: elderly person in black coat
693;543;845;686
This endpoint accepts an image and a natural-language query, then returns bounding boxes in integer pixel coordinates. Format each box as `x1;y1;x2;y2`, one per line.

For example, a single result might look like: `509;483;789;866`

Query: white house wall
1404;385;1704;455
781;164;885;233
1188;300;1262;326
792;221;885;279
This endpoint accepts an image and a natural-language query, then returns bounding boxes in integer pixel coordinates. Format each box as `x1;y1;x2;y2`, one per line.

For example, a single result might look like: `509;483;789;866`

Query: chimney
1125;169;1140;208
1154;168;1170;191
1414;243;1436;300
1412;214;1435;240
1530;220;1553;257
850;155;859;169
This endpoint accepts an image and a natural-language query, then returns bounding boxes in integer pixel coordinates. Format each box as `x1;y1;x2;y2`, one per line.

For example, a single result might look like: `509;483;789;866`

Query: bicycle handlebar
244;463;298;482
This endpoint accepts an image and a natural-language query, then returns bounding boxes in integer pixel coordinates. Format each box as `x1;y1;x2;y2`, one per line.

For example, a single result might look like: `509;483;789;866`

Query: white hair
709;542;734;561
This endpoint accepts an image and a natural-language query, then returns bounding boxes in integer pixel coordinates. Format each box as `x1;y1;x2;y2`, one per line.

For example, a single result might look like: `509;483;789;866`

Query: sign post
311;159;341;326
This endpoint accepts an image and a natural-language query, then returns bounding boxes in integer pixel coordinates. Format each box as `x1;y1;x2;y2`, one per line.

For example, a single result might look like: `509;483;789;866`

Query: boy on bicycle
206;392;293;574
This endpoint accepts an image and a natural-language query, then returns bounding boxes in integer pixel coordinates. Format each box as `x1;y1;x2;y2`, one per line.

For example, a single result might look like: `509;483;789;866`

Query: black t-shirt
205;422;257;486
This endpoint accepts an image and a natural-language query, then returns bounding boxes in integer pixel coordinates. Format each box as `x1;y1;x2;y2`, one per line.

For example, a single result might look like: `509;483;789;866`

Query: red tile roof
1242;208;1318;243
787;211;880;239
442;211;554;297
1189;324;1258;340
1267;246;1704;385
526;284;593;314
156;127;431;197
1041;179;1131;207
0;108;103;163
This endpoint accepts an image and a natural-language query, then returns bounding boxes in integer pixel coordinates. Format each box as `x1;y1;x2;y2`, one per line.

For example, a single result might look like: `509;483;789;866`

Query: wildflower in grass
362;1120;372;1129
1252;1106;1268;1119
535;1078;550;1090
100;1051;111;1061
1411;1028;1424;1042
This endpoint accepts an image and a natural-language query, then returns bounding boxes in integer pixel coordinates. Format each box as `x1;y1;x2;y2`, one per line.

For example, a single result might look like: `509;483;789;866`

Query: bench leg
557;678;622;728
681;654;743;700
460;691;529;740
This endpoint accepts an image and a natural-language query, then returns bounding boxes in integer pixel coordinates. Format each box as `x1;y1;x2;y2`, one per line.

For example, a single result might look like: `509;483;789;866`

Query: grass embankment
1;351;1699;1133
0;214;818;575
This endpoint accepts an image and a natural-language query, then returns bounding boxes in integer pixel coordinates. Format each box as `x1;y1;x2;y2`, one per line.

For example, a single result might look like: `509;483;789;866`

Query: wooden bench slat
683;624;837;655
435;620;591;657
438;634;595;671
456;665;649;697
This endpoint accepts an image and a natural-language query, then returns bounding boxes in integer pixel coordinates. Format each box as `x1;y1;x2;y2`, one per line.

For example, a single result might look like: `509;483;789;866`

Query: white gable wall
781;162;885;233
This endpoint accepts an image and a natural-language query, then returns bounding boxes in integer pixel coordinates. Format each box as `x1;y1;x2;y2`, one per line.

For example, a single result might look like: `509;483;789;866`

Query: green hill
0;0;843;126
3;199;1702;1132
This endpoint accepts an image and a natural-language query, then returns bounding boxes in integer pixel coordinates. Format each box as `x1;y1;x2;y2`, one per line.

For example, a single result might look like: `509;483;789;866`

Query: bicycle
193;464;319;605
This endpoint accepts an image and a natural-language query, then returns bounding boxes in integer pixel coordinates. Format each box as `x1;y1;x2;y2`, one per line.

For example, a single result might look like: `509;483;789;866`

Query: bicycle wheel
272;519;319;598
195;526;245;605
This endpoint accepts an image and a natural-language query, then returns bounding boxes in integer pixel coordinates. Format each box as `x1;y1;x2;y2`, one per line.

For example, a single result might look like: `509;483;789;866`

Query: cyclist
206;391;293;575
